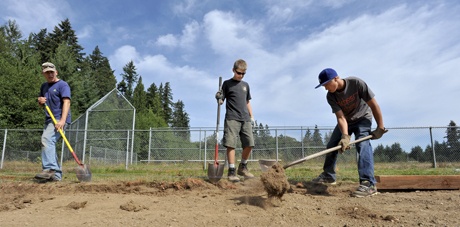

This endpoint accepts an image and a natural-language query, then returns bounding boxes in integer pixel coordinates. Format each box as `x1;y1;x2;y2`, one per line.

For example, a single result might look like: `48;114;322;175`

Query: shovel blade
207;162;225;183
259;159;278;172
76;164;92;182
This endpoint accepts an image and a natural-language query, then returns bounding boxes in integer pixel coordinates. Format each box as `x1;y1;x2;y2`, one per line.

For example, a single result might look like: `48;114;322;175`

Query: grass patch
0;161;458;183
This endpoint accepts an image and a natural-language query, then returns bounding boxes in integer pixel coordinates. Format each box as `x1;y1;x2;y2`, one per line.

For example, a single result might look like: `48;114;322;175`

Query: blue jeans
322;118;376;186
41;122;63;180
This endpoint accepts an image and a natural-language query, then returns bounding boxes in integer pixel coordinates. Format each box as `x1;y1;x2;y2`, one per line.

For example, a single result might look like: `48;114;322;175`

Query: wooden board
376;175;460;190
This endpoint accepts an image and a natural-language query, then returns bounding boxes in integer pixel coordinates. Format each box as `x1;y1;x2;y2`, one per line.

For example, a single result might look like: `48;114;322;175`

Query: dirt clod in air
260;163;290;200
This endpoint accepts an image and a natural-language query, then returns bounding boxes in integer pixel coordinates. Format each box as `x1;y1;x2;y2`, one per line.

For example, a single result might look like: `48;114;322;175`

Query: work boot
35;170;56;179
227;168;240;182
237;163;254;179
312;172;336;185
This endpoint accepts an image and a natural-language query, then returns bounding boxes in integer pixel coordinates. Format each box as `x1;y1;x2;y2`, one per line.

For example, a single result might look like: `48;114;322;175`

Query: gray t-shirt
222;78;252;121
326;76;374;124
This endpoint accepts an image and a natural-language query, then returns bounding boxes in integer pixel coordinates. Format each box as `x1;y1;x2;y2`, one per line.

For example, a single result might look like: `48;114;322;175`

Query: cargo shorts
222;119;255;149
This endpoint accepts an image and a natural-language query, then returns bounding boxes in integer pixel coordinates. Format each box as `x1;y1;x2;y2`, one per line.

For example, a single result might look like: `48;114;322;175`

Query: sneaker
237;163;254;179
312;173;337;185
35;170;56;179
352;181;378;197
228;168;240;182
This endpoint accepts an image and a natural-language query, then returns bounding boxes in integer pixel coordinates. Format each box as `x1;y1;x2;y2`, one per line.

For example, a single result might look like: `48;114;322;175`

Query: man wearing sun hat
35;62;71;182
313;68;387;197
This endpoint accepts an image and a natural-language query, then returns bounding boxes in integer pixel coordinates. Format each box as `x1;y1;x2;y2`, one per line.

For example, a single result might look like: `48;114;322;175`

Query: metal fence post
148;127;152;161
204;130;207;170
125;130;130;170
275;129;279;160
1;129;7;169
429;127;437;168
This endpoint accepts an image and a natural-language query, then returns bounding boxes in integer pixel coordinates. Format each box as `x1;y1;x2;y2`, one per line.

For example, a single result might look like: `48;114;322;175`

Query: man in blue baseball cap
313;68;387;197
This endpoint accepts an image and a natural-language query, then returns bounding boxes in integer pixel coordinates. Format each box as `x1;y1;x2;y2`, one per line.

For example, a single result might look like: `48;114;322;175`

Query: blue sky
1;0;459;131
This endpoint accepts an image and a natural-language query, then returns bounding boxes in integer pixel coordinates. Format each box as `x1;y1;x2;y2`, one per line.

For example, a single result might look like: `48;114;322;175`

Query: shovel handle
44;104;83;166
214;76;223;165
283;135;373;169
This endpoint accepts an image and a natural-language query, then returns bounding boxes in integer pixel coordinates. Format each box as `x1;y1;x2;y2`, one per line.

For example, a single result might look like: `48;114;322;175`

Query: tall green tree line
0;19;189;132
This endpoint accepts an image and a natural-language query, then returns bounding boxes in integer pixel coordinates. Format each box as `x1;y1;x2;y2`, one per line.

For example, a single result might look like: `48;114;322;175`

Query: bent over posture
312;68;387;197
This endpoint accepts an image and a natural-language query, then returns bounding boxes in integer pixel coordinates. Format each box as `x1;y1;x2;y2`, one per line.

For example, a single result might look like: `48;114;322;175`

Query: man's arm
367;97;388;139
335;110;348;135
335;110;351;152
367;98;384;129
247;100;253;119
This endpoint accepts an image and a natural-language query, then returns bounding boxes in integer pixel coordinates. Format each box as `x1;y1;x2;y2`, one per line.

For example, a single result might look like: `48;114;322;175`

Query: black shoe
227;168;240;182
311;173;336;185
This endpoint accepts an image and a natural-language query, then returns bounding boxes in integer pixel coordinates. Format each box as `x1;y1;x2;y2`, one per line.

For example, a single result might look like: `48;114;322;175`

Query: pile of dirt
260;163;290;199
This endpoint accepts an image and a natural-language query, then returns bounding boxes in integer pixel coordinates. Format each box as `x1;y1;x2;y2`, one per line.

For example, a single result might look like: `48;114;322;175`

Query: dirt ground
0;177;459;227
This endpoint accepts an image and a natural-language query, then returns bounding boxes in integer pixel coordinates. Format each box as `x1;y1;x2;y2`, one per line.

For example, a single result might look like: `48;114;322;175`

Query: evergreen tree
119;61;138;100
409;145;424;162
0;20;43;128
48;19;85;64
171;100;190;140
445;120;460;151
132;77;147;113
146;82;163;116
258;123;266;137
52;42;85;115
117;80;128;96
31;28;51;63
312;125;324;146
161;82;173;124
302;128;312;146
264;124;271;137
85;46;116;97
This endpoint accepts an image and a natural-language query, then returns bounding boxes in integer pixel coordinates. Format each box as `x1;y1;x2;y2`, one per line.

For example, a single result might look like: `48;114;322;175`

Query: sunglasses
235;70;246;76
42;64;55;69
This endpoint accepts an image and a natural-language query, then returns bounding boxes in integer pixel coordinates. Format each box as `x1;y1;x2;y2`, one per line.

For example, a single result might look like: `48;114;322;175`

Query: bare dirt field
1;176;459;227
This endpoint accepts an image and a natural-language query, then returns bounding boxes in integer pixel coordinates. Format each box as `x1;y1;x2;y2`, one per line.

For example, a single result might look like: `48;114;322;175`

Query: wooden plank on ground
376;175;460;190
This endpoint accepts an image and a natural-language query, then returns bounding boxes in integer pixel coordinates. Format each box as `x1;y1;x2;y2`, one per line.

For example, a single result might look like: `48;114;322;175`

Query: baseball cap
42;62;56;73
315;68;338;89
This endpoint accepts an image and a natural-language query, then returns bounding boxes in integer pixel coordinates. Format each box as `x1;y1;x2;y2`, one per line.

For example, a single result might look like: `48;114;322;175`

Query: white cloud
156;34;178;47
155;20;200;49
0;0;70;36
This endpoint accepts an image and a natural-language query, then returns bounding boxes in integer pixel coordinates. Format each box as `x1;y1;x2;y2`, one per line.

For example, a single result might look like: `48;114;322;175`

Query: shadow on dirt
231;195;268;209
290;180;333;196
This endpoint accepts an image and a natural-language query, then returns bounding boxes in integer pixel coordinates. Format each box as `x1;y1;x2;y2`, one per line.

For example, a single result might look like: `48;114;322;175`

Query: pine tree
85;46;116;97
119;61;138;100
445;120;460;150
132;77;147;113
162;82;174;125
146;82;163;117
48;19;85;64
312;125;324;146
171;100;190;140
0;20;43;128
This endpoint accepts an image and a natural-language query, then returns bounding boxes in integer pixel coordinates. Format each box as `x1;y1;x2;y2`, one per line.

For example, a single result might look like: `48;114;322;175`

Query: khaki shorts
223;119;255;149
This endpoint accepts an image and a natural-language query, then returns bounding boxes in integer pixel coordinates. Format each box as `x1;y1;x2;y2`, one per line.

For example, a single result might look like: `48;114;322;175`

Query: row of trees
250;122;460;163
0;19;189;131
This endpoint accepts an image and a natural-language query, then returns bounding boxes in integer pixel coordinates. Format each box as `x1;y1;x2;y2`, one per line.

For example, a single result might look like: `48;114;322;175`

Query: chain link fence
1;126;459;170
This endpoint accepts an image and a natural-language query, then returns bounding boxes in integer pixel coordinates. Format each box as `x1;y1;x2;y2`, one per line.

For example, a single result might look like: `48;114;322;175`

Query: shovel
208;77;225;183
44;103;92;182
258;135;373;171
